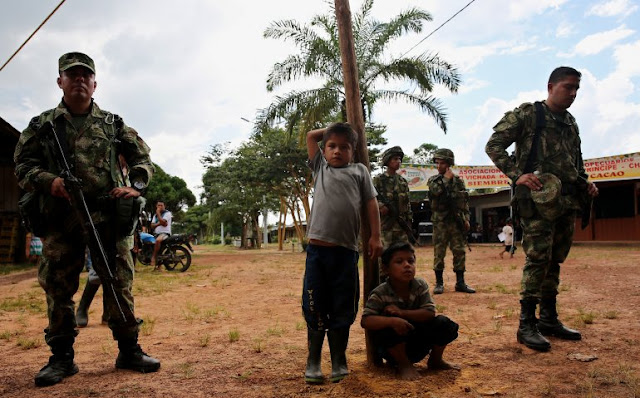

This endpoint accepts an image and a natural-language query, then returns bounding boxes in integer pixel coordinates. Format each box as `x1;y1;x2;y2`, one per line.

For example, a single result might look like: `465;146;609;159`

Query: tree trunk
335;0;378;366
278;196;287;251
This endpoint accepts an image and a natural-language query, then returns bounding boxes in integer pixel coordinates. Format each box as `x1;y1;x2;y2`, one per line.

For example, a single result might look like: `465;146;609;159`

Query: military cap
381;146;404;166
530;173;563;220
433;148;455;166
59;52;95;74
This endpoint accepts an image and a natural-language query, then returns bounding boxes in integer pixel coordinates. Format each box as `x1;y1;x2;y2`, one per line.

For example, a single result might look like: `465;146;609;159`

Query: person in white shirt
150;201;172;270
499;218;515;259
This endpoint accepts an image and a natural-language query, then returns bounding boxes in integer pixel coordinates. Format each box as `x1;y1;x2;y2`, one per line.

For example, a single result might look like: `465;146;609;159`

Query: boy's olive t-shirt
307;150;377;251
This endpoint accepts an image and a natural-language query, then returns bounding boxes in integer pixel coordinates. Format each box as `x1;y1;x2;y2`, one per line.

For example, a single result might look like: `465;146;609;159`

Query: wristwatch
133;181;146;192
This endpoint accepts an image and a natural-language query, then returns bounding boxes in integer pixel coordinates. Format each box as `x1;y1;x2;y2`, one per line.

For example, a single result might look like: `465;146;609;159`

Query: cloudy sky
1;0;639;202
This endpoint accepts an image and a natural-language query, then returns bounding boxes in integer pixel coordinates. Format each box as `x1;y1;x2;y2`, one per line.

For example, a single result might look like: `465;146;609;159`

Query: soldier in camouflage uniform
485;66;599;352
374;146;412;249
427;149;475;295
14;52;160;386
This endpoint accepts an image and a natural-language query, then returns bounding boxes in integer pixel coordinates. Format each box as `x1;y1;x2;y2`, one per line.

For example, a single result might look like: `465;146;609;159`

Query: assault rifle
46;121;135;325
377;194;420;246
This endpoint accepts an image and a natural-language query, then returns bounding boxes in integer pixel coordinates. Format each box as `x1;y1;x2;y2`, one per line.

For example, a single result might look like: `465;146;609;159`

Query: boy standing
499;218;515;259
303;123;383;384
361;242;459;380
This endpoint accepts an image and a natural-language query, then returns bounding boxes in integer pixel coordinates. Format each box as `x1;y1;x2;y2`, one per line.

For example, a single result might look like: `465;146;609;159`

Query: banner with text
400;152;640;191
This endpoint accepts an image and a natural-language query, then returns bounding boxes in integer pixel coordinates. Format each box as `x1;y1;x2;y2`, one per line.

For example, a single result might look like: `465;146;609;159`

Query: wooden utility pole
334;0;378;366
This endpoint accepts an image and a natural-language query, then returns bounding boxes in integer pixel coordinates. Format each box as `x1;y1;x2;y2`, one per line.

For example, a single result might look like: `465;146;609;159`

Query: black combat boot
115;336;161;373
35;338;78;387
304;329;325;384
327;328;350;382
517;299;551;352
76;282;100;328
454;271;476;293
538;298;581;340
433;270;444;294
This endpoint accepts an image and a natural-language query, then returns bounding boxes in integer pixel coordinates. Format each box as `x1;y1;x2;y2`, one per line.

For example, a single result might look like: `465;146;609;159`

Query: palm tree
257;0;461;136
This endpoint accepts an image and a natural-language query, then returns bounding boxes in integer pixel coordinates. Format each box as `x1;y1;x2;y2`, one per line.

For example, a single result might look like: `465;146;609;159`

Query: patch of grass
252;338;264;353
139;316;156;336
509;264;518;271
488;265;503;273
177;362;195;379
17;337;42;350
234;370;252;381
295;321;305;331
578;308;597;324
487;299;497;310
503;307;516;319
0;291;46;314
228;328;240;342
182;301;201;322
559;283;572;292
199;334;211;347
266;323;285;337
0;262;36;275
491;283;518;295
603;311;618;319
493;319;503;333
435;304;447;313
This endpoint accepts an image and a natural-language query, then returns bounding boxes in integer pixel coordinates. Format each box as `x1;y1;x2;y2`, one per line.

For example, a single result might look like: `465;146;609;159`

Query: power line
398;0;477;60
0;0;67;72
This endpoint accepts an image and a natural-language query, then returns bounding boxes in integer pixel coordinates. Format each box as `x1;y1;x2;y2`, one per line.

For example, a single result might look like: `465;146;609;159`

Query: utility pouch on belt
116;196;145;236
18;191;48;237
513;185;535;219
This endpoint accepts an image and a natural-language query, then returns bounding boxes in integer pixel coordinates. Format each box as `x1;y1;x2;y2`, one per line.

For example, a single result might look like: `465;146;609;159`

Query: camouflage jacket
14;101;154;221
485;101;587;186
373;172;412;230
427;174;470;223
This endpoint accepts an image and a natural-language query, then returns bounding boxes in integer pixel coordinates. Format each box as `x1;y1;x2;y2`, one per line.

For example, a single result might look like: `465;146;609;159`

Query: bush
224;237;233;245
212;236;221;245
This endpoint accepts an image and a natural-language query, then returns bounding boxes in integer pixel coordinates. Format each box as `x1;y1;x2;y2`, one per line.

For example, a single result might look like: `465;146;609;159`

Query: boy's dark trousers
370;315;458;364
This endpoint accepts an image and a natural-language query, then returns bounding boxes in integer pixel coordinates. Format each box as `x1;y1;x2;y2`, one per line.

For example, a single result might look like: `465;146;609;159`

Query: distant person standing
150;201;171;270
25;232;43;265
427;149;475;295
486;66;599;352
374;146;413;250
499;219;515;259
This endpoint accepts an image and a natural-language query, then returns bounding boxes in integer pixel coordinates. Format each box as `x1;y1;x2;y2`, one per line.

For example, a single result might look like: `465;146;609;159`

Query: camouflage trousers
432;221;466;272
520;211;576;301
39;221;138;348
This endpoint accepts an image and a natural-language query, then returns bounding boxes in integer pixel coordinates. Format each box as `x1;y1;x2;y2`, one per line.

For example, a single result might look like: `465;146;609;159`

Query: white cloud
556;21;574;38
586;0;639;17
560;25;635;57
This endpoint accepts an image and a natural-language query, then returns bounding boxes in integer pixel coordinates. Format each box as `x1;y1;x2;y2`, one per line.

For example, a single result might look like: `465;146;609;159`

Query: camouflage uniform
486;101;585;301
427;174;470;272
14;101;153;346
373;173;412;248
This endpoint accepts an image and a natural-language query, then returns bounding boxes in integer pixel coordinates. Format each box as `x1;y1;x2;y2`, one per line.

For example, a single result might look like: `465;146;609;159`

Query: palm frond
370;89;448;133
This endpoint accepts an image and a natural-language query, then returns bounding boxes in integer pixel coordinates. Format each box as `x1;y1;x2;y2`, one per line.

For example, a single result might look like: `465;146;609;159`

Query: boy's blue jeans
302;244;360;331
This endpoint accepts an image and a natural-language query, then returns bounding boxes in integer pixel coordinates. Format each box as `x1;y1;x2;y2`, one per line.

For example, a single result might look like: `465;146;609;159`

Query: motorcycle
133;231;193;272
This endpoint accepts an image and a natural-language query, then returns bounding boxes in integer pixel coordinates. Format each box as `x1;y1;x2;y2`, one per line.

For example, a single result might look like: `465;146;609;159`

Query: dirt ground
0;243;639;398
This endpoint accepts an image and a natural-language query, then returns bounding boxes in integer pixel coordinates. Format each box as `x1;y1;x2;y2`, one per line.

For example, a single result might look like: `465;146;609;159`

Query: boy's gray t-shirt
307;150;377;251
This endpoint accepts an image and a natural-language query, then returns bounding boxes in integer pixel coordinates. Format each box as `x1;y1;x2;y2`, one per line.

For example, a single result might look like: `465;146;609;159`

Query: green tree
258;0;460;138
144;163;196;224
410;143;439;164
